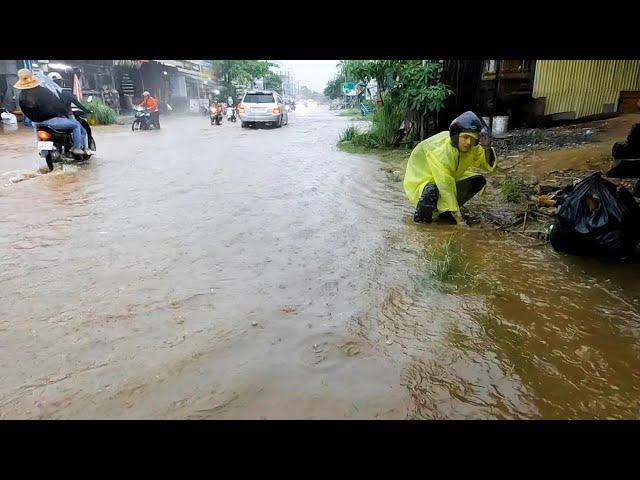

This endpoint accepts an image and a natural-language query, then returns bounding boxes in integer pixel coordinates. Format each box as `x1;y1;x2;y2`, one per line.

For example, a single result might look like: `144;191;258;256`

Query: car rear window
243;93;275;104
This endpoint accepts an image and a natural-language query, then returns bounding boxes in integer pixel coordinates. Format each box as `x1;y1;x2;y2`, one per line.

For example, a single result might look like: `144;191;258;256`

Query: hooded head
449;111;490;152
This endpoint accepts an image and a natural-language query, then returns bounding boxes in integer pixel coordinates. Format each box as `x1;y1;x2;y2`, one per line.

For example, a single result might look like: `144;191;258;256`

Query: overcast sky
272;60;339;93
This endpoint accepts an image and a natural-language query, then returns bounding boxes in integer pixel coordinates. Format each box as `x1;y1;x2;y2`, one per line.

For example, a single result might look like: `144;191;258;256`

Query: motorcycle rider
137;91;160;129
226;96;237;121
49;72;94;155
217;102;225;124
14;69;85;155
224;96;235;121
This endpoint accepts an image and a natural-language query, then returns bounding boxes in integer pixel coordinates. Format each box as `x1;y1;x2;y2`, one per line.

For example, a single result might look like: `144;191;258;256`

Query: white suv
238;90;289;128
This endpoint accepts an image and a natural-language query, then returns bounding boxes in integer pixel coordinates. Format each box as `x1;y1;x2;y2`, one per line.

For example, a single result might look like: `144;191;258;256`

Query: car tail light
238;104;245;113
273;106;281;114
37;130;52;141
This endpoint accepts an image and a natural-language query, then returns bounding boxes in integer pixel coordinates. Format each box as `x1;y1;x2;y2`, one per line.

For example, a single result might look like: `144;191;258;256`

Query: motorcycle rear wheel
45;152;54;172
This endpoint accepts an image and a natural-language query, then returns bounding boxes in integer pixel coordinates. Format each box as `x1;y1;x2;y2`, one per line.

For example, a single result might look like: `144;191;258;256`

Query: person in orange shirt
138;91;160;129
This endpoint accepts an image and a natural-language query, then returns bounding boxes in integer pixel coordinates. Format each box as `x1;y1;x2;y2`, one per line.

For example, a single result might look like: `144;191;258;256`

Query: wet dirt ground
2;107;640;419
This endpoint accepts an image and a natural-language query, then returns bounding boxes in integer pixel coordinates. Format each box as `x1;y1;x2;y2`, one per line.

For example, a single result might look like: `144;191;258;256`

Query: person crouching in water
403;111;497;227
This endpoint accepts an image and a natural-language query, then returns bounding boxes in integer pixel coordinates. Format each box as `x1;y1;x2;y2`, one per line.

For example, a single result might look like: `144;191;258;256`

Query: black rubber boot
414;183;439;223
456;175;486;207
438;211;455;222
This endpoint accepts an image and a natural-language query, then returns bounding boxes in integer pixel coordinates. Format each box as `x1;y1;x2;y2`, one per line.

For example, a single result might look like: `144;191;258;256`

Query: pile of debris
544;123;640;260
523;124;640;217
493;124;601;156
471;124;640;258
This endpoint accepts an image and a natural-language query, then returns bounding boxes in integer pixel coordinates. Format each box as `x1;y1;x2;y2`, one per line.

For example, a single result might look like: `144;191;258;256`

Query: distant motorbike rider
226;98;236;121
14;69;86;155
138;91;160;129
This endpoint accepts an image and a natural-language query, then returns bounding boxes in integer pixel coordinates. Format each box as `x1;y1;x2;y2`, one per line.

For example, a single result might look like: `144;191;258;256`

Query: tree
324;73;345;99
338;60;452;140
211;60;280;97
299;86;323;102
264;70;282;92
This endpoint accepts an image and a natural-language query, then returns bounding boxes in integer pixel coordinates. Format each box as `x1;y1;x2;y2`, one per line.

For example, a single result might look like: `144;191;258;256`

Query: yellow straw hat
14;69;41;89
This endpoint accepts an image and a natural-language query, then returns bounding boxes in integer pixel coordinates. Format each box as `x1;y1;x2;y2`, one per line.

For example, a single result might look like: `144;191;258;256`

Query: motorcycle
132;106;155;131
36;108;96;172
226;106;236;122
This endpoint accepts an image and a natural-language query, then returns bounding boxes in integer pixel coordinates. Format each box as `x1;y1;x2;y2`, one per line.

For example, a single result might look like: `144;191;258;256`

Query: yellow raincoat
403;131;497;214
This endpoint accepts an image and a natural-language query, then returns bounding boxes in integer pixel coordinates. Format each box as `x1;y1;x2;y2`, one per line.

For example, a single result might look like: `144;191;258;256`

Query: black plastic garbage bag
626;123;640;149
612;124;640;158
611;140;639;160
550;172;640;260
606;157;640;178
607;123;640;177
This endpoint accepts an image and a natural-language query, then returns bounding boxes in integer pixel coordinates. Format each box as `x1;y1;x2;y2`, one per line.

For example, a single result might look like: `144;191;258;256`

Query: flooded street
1;107;639;419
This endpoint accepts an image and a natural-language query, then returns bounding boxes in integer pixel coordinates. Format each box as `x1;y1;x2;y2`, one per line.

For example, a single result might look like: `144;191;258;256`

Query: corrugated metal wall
533;60;640;118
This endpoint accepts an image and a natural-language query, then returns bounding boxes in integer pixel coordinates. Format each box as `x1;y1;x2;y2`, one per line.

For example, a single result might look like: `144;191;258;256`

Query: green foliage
337;96;403;149
500;178;532;203
342;60;390;91
412;237;471;294
211;60;280;96
340;125;360;142
324;73;346;99
264;70;282;92
85;99;117;125
338;108;362;117
368;97;404;148
340;60;451;114
335;60;452;146
389;61;450;113
427;236;465;282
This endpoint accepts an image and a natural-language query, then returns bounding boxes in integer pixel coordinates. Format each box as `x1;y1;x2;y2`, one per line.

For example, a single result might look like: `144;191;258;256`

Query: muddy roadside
377;113;640;244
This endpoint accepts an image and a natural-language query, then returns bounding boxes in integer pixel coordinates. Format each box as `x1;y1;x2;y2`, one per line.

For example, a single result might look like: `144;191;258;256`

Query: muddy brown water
1;107;639;419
